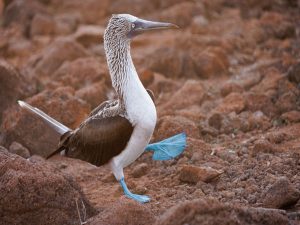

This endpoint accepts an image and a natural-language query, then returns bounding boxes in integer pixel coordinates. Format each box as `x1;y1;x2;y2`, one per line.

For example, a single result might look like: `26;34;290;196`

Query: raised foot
145;132;187;161
120;177;150;203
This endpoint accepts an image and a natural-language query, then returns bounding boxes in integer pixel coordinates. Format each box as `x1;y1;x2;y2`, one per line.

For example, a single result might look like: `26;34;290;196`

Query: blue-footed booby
18;14;186;203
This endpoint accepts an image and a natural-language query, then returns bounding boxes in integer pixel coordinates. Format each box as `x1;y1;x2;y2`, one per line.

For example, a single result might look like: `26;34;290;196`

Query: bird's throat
105;41;143;104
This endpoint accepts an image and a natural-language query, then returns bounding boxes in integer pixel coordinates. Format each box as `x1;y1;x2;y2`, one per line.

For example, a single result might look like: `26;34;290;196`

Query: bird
18;14;186;203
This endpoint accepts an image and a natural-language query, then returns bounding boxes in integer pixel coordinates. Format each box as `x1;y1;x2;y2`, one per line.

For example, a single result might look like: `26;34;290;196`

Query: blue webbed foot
145;132;187;161
120;177;150;203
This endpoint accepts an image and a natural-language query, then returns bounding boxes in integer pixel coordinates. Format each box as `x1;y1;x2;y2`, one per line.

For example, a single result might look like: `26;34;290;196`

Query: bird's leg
119;177;150;203
145;132;186;161
110;160;150;203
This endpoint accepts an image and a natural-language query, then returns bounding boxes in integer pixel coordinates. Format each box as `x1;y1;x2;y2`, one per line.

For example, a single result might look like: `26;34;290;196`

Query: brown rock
88;199;155;225
252;139;276;155
176;105;205;122
262;177;300;209
147;73;181;95
138;69;155;87
237;72;262;90
9;141;30;158
156;116;199;140
155;198;289;225
191;47;229;79
30;38;89;80
158;80;205;115
109;0;157;17
214;92;245;114
220;111;271;134
0;145;8;152
3;0;48;36
288;62;300;85
208;113;223;130
53;13;79;35
281;110;300;123
245;92;277;117
131;163;149;178
260;12;295;40
6;38;33;58
52;57;108;90
73;25;105;47
275;90;298;114
220;81;244;97
30;13;55;36
0;0;3;17
75;81;108;109
190;15;209;34
265;132;287;144
51;0;110;23
179;165;223;184
0;150;96;225
147;47;193;78
0;59;34;123
153;2;203;28
251;68;283;93
1;87;90;157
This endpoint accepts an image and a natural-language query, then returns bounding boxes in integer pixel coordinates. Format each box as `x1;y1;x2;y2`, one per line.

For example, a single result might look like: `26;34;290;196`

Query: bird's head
104;14;178;45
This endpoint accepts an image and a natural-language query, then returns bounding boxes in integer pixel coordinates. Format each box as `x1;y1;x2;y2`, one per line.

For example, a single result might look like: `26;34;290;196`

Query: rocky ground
0;0;300;224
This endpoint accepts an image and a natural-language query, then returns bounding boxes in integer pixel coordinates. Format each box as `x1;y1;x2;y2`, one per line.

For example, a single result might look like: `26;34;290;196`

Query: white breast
111;71;157;172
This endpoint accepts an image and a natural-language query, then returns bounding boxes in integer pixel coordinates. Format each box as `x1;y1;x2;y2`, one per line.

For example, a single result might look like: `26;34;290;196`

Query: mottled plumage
18;14;179;203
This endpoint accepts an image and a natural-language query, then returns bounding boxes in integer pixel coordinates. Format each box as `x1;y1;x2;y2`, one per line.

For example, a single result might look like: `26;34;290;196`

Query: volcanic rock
155;198;289;225
252;139;276;155
88;199;155;225
109;0;157;17
0;150;96;225
245;92;277;117
147;73;181;95
75;81;108;109
288;62;300;85
53;13;79;35
52;57;108;90
1;87;90;157
214;92;245;114
30;13;56;37
191;47;229;78
73;25;105;47
146;47;192;78
8;141;30;158
281;110;300;123
0;59;34;123
3;0;48;36
30;38;89;80
262;177;300;209
50;0;110;23
158;80;205;115
156;116;199;140
131;163;149;178
179;165;223;184
259;12;295;39
220;81;244;97
153;2;203;28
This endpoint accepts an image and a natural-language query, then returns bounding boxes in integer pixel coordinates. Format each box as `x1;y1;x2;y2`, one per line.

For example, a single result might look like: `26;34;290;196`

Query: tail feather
18;100;71;135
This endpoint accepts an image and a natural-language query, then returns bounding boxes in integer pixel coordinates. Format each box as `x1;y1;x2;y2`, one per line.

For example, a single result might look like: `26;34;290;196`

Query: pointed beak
128;18;179;38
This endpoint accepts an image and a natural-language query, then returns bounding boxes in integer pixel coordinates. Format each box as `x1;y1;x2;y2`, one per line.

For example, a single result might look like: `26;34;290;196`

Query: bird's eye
131;23;135;29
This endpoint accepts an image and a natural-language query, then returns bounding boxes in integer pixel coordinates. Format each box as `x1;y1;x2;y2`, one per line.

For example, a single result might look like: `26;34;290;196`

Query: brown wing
61;114;133;167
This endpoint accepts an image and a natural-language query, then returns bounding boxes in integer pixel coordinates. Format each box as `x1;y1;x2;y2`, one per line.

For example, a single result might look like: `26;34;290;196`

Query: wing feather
63;111;133;166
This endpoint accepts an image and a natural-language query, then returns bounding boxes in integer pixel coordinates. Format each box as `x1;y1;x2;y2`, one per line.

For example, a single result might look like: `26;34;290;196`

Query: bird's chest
124;90;157;131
